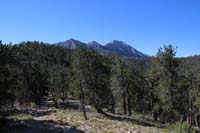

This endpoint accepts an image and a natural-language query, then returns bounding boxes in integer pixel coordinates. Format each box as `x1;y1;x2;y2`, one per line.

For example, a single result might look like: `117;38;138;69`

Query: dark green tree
71;47;88;120
48;65;70;107
0;42;16;110
155;45;180;122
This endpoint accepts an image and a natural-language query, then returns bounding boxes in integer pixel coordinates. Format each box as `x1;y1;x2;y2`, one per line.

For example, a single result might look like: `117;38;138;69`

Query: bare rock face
87;41;112;55
105;40;148;58
56;39;148;58
56;38;87;49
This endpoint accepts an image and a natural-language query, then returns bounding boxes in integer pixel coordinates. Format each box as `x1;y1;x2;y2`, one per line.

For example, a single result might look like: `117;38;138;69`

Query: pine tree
156;45;180;122
71;47;88;120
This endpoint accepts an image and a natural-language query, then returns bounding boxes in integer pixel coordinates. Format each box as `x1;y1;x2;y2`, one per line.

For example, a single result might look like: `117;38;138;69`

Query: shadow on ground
0;118;83;133
0;97;84;133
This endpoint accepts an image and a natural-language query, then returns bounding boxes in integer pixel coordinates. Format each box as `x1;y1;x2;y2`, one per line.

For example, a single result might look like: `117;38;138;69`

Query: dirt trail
32;109;55;121
4;98;82;133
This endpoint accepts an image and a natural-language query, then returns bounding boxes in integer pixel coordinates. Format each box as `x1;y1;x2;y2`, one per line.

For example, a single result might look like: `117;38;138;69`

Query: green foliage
172;121;194;133
70;122;79;129
0;41;71;109
0;43;16;109
153;45;181;122
71;48;113;114
0;40;199;127
48;65;70;106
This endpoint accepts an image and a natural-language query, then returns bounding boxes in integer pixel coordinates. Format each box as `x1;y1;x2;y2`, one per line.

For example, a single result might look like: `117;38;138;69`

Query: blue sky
0;0;200;57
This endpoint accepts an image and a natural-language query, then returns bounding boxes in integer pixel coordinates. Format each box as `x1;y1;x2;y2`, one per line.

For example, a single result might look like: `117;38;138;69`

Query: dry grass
53;108;168;133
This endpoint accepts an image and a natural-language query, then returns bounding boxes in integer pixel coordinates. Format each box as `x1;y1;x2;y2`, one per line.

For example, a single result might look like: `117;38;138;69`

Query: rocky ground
0;97;168;133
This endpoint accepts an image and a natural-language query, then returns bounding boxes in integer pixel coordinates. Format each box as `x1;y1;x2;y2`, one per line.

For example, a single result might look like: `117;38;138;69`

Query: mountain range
56;38;148;58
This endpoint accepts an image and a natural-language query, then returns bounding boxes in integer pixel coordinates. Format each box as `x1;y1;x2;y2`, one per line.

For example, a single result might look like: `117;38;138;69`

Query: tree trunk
195;113;200;127
95;105;103;113
128;97;132;116
80;80;88;120
111;98;115;113
50;89;58;108
123;88;127;115
60;87;65;102
53;99;58;108
81;97;87;120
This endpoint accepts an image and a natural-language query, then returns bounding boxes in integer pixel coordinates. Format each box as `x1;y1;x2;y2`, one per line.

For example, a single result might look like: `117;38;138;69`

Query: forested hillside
0;41;200;132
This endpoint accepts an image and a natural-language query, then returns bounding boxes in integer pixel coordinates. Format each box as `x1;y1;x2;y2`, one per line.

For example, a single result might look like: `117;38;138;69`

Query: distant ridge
56;38;148;58
56;38;87;49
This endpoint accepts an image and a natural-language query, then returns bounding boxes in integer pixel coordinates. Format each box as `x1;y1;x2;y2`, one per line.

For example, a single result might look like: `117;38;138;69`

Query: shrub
71;122;79;129
173;121;194;133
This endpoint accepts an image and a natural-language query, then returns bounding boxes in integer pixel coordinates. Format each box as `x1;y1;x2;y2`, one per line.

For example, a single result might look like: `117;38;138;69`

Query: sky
0;0;200;57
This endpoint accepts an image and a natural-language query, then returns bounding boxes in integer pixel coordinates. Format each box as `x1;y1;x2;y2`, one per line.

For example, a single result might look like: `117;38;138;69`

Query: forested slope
0;41;200;132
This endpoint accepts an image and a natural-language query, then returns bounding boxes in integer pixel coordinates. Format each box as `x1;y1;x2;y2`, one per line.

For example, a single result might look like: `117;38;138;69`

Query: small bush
30;102;37;108
71;122;79;129
107;130;114;133
172;121;194;133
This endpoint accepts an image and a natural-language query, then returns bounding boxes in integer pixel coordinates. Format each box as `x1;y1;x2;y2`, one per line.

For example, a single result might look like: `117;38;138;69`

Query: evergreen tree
0;42;16;110
71;47;88;120
155;45;180;122
85;49;113;113
48;65;70;107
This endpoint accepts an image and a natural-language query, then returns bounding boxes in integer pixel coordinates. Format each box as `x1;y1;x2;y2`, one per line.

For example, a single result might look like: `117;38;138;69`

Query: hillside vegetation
0;41;200;132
